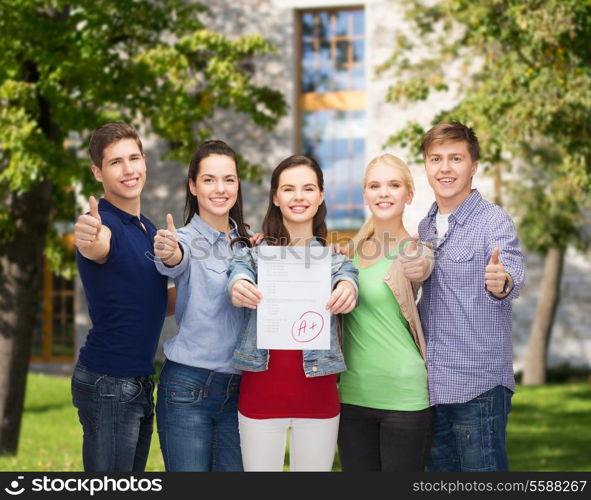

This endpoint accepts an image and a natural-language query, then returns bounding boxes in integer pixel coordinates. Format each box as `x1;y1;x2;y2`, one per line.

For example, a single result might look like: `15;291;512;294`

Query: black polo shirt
76;198;167;376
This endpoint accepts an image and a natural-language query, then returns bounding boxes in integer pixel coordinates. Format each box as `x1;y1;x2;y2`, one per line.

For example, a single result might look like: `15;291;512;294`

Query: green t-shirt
338;247;429;410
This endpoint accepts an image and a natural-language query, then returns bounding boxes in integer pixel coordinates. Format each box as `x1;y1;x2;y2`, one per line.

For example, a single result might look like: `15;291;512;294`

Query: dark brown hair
262;155;327;246
88;122;144;168
421;121;480;162
184;140;251;241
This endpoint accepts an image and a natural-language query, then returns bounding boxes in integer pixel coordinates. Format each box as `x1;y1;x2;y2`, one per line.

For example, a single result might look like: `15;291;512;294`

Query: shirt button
312;366;318;372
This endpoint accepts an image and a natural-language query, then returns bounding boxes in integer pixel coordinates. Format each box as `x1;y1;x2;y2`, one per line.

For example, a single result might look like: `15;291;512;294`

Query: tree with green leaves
0;0;287;454
380;0;591;384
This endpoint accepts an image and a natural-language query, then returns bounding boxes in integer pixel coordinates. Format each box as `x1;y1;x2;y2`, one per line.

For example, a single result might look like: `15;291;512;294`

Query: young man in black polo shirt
72;122;172;471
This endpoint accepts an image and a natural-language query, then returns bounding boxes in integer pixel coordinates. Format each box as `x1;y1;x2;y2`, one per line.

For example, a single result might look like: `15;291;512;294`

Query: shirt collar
428;189;482;226
98;198;144;225
189;213;240;245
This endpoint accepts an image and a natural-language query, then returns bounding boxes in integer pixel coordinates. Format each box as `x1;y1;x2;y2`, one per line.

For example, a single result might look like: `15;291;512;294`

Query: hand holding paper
326;280;356;314
231;279;263;309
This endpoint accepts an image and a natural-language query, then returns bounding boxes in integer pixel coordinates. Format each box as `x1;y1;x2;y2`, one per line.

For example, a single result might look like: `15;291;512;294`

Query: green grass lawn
508;382;591;471
0;374;589;471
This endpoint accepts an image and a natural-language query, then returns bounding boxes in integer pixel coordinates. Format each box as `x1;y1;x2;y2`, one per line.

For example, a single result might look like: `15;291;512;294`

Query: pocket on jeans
71;375;97;396
120;379;143;404
452;397;494;471
71;378;100;434
71;377;95;411
164;380;204;407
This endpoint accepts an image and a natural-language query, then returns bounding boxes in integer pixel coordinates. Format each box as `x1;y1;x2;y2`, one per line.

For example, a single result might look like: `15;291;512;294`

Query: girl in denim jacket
227;155;358;471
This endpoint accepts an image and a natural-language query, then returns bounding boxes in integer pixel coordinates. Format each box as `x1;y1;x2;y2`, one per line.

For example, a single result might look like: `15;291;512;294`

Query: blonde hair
346;154;414;258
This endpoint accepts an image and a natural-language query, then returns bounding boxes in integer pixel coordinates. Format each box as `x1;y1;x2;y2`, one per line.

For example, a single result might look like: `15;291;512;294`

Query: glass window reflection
302;110;366;230
299;9;366;230
299;9;364;94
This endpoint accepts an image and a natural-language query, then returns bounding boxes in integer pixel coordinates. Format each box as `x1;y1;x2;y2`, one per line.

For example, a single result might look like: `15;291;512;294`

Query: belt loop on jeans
203;370;216;399
227;374;240;396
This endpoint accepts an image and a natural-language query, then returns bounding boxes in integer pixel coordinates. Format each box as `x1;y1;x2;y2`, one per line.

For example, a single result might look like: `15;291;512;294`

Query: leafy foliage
380;0;591;254
0;0;287;268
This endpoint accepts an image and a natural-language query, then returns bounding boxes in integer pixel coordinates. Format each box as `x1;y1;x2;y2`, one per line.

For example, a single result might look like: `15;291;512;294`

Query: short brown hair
88;122;144;168
421;121;479;162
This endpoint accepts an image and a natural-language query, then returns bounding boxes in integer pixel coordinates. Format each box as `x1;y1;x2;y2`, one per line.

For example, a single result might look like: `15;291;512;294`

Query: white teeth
122;178;138;187
291;206;307;213
440;178;454;183
377;202;392;207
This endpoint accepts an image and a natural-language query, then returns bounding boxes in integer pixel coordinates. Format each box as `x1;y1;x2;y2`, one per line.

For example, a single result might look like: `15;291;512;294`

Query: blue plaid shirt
418;190;525;405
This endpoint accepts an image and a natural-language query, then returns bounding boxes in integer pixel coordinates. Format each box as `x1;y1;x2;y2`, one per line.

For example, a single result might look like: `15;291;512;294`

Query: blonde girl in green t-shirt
337;154;434;472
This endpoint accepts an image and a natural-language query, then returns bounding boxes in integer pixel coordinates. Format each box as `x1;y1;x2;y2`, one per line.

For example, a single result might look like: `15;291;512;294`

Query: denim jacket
227;241;358;378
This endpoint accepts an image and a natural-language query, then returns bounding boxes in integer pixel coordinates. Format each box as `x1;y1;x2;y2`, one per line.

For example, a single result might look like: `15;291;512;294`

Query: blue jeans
71;361;155;472
427;385;513;472
156;359;243;471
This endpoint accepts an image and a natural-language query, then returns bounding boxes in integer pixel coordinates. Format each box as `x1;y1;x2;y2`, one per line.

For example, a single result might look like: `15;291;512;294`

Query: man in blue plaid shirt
417;121;525;471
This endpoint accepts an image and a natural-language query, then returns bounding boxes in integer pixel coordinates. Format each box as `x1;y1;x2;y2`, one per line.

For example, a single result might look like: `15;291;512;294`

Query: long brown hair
262;155;327;246
184;140;250;241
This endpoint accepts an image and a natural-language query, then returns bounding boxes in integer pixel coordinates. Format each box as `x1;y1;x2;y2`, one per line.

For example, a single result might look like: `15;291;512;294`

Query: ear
272;193;279;207
319;190;324;205
470;161;478;178
406;191;414;205
188;177;198;196
91;165;103;182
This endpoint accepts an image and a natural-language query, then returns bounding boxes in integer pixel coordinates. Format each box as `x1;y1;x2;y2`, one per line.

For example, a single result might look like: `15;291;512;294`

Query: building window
32;248;75;363
298;8;365;231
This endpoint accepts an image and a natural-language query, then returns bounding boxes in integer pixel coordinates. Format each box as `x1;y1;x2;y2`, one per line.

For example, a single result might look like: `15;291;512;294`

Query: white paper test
256;245;331;350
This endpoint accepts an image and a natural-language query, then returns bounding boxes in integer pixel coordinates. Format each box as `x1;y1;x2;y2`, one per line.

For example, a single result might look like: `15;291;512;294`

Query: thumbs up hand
400;235;429;282
154;213;182;266
89;195;101;222
74;196;112;262
74;196;103;249
485;247;510;296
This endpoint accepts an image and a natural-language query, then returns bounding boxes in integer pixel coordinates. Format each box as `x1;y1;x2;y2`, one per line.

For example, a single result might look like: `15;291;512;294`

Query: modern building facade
33;0;591;373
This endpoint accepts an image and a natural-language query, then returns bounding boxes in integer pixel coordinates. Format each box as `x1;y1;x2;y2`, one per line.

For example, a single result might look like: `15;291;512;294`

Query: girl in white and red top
228;155;358;471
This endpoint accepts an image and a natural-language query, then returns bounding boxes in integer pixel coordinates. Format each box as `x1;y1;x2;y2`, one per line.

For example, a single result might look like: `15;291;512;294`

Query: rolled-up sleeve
227;246;257;297
154;229;191;279
331;254;359;300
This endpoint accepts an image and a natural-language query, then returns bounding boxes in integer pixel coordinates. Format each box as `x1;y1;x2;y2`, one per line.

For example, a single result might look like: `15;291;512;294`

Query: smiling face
91;138;146;210
364;160;413;222
188;154;239;226
272;165;324;228
424;140;478;214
